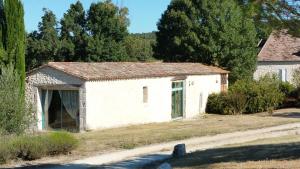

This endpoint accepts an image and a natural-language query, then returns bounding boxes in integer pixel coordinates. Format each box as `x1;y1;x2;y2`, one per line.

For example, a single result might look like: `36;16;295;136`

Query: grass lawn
74;108;300;157
157;134;300;169
2;108;300;168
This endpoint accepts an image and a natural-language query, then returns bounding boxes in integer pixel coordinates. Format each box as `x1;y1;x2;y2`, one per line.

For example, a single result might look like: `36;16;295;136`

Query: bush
44;131;78;155
206;93;228;114
226;92;248;115
0;131;78;164
0;139;12;164
10;135;47;160
207;74;285;115
0;65;34;134
279;81;296;97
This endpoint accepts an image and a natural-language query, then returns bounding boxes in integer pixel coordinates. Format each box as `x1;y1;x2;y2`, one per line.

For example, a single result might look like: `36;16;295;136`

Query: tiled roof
30;62;229;81
258;31;300;61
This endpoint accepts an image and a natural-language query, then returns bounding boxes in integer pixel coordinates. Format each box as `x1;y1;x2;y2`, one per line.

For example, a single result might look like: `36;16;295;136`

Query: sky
22;0;171;33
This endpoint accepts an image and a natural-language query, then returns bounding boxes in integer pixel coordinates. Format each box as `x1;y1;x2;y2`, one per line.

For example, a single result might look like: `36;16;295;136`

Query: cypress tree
3;0;25;95
0;0;6;62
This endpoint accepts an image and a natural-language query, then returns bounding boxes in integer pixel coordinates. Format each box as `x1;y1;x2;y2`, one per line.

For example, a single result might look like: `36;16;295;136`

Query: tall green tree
60;1;87;61
26;9;61;70
86;0;129;61
3;0;25;94
0;0;6;62
124;35;154;61
155;0;258;82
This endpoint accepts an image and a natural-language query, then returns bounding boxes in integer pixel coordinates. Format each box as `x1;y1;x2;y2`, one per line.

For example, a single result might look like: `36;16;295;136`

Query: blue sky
22;0;171;33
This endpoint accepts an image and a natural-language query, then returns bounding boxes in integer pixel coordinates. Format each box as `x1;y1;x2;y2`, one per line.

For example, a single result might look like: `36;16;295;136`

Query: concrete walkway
22;123;300;169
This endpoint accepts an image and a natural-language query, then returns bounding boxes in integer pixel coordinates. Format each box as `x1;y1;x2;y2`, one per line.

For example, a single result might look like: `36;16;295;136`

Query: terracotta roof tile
258;31;300;61
34;62;229;81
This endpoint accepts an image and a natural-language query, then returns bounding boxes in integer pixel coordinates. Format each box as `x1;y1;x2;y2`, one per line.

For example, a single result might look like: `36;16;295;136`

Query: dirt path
22;122;300;169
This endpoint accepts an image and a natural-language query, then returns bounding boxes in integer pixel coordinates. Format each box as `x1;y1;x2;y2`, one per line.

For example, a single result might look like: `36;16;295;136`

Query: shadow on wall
166;142;300;168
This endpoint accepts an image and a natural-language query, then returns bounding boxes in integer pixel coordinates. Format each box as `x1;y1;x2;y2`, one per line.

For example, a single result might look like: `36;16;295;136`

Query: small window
143;86;148;103
279;69;288;82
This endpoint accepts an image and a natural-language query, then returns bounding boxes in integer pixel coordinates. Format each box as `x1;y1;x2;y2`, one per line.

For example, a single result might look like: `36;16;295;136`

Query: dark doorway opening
42;90;79;132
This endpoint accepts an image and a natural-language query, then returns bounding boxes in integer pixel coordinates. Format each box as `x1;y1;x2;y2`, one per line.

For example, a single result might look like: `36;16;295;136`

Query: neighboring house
26;62;228;131
254;31;300;83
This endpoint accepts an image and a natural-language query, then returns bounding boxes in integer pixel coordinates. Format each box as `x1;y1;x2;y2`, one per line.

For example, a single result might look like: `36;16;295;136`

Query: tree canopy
26;0;155;70
26;8;61;70
237;0;300;38
60;1;87;62
155;0;258;82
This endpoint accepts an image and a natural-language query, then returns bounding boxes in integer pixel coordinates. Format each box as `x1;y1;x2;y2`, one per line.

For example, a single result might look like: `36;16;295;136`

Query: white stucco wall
254;61;300;83
185;75;222;118
27;66;225;131
85;74;223;130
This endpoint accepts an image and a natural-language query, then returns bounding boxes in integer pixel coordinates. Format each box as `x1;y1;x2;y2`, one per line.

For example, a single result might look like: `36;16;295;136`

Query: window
143;86;148;103
279;69;287;82
171;81;184;118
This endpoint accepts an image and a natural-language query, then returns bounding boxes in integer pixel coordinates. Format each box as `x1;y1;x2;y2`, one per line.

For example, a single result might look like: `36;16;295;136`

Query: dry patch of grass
74;109;300;156
163;135;300;169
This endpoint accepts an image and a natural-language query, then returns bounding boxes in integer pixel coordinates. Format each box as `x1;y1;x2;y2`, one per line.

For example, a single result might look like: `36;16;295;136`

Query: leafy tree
2;0;25;95
60;1;87;61
26;31;40;70
131;32;157;41
26;9;61;70
86;0;129;61
237;0;300;38
124;35;154;61
156;0;258;82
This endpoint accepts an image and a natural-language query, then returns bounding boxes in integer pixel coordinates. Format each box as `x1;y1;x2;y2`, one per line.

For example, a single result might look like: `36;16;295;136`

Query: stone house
254;31;300;83
26;62;228;131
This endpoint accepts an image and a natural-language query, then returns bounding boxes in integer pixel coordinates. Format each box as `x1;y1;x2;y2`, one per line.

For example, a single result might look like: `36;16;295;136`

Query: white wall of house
185;75;222;118
27;66;224;131
254;61;300;83
85;74;222;130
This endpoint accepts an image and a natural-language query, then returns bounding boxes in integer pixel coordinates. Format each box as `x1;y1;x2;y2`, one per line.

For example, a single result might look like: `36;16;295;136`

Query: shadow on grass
14;153;170;169
166;142;300;168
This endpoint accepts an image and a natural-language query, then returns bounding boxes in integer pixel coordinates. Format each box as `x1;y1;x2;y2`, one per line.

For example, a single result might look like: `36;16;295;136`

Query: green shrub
44;131;78;155
10;135;47;160
0;139;12;164
0;131;78;164
279;81;296;97
207;74;285;115
206;93;228;114
226;92;248;115
257;75;285;114
0;65;34;134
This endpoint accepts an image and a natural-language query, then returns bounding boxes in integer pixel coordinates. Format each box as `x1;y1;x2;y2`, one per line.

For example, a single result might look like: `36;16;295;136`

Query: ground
156;135;300;169
2;108;300;168
74;109;300;156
